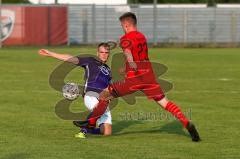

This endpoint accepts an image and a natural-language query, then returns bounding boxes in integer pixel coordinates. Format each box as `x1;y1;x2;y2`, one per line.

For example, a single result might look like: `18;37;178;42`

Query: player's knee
99;89;110;100
103;125;112;136
99;94;106;100
107;85;119;98
156;97;169;108
100;124;112;136
103;130;112;136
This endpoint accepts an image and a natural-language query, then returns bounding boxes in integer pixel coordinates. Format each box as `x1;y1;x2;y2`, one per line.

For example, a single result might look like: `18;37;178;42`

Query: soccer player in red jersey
88;12;200;142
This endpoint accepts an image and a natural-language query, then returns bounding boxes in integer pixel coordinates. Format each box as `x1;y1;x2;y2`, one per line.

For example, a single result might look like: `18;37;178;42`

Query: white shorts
84;91;112;126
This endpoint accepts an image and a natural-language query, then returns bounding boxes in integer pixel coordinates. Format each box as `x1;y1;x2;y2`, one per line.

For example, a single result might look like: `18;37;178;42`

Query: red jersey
120;31;149;62
108;31;165;101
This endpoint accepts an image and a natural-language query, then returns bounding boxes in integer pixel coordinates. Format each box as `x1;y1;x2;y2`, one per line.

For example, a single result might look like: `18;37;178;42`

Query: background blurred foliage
2;0;30;3
128;0;240;4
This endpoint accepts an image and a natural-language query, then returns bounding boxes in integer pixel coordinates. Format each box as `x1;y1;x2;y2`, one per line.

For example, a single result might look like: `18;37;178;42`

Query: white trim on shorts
84;91;112;126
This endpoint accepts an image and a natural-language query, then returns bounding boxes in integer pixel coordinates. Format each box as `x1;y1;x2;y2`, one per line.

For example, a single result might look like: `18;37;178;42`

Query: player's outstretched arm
38;49;79;65
124;49;137;71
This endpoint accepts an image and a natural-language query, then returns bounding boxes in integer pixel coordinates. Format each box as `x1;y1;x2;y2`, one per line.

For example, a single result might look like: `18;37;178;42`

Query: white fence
68;5;240;45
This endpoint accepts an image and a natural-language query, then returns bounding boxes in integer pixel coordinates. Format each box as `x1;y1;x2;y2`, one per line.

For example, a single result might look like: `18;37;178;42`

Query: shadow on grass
1;153;29;159
112;120;144;134
87;120;144;139
158;121;189;137
112;120;189;138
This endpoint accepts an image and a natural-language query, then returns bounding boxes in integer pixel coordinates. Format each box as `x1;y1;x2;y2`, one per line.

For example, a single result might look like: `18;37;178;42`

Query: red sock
88;100;109;126
165;101;189;128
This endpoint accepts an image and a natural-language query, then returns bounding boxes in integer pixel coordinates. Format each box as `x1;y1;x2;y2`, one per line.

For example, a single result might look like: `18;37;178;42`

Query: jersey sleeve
120;37;133;53
109;69;112;81
76;57;94;67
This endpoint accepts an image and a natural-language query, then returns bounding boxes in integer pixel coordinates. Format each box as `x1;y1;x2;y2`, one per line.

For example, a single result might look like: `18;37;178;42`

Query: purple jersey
77;57;111;94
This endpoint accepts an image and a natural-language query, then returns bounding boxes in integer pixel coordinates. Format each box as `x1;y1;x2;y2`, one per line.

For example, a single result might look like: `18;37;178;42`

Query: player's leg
88;80;136;124
74;91;110;138
73;91;99;128
100;123;112;136
85;110;112;136
99;87;114;101
157;97;200;142
156;97;189;128
140;70;191;128
142;83;200;142
86;88;113;126
83;100;112;136
157;97;200;141
98;109;112;136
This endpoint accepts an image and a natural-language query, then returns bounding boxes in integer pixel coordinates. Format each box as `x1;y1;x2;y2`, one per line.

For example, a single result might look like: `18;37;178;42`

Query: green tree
207;0;216;7
127;0;240;3
2;0;30;3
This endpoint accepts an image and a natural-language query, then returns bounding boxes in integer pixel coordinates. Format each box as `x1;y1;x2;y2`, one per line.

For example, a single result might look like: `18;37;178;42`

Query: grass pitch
0;47;240;159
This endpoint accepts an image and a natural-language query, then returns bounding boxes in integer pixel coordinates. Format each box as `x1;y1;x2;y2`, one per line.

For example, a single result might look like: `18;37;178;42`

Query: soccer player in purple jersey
38;43;112;138
86;12;200;142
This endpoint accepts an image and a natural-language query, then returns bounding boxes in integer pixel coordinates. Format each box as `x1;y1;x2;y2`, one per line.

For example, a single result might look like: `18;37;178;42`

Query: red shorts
109;66;165;101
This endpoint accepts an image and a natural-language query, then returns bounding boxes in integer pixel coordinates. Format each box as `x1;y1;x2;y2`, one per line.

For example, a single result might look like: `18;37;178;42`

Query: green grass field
0;47;240;159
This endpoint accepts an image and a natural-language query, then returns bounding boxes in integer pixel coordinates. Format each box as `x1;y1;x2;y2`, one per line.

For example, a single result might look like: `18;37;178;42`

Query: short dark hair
98;42;110;50
98;42;110;51
119;12;137;25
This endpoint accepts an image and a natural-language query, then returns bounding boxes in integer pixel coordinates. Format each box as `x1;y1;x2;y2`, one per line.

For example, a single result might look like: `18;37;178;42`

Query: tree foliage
2;0;30;3
128;0;240;3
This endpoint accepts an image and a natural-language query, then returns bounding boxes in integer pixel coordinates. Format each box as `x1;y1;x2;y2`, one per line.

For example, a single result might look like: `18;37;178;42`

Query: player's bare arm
124;48;137;71
118;67;125;74
38;49;79;65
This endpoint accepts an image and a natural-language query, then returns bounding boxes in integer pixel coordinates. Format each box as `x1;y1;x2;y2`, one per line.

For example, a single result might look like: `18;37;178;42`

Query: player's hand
129;62;137;71
38;49;51;57
118;67;126;74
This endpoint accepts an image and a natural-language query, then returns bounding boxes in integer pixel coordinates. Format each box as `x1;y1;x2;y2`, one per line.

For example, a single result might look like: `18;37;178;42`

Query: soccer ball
62;83;80;100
